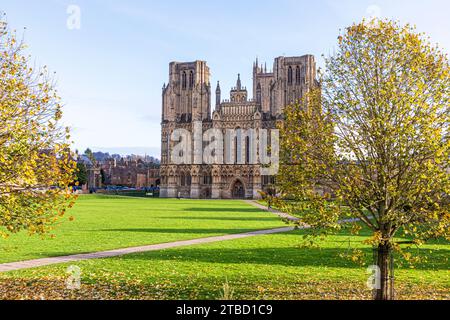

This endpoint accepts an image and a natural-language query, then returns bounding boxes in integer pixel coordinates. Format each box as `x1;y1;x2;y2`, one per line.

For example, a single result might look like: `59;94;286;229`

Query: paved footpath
245;200;300;222
0;201;299;273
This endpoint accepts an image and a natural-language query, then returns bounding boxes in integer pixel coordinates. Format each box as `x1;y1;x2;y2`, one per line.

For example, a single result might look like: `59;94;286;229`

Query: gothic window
182;72;187;90
301;65;306;84
296;66;301;84
186;174;192;186
288;66;293;85
189;71;194;89
180;173;186;186
270;91;273;112
167;134;171;161
256;83;262;103
262;175;276;185
235;135;239;164
202;174;212;185
245;136;250;164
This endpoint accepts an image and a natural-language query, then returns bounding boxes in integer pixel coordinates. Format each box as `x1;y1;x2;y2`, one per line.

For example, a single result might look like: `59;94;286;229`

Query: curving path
244;200;300;222
0;201;300;273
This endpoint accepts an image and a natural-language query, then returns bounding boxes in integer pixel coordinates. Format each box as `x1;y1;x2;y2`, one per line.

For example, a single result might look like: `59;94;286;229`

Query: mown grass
0;195;285;263
1;228;448;300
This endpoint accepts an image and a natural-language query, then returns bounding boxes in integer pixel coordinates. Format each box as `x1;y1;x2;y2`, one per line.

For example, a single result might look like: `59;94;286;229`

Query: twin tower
160;55;317;199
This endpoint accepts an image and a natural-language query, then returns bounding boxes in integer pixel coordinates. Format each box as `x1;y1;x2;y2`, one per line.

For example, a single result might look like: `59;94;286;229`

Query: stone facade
78;156;160;191
101;159;160;188
160;55;317;199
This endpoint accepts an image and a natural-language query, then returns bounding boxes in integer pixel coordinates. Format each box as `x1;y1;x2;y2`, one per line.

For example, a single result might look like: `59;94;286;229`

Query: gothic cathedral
160;55;317;199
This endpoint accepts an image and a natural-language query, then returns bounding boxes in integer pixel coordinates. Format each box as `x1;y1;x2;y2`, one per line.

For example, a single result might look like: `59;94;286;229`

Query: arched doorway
232;180;245;199
200;188;212;199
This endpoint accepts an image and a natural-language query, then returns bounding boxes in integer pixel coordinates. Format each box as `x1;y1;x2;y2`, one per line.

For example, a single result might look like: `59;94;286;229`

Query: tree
0;19;77;237
277;19;449;300
76;162;88;186
258;187;277;210
100;169;106;185
84;148;96;164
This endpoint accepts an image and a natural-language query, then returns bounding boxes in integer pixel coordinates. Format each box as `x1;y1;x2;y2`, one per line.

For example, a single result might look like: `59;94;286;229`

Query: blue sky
1;0;449;157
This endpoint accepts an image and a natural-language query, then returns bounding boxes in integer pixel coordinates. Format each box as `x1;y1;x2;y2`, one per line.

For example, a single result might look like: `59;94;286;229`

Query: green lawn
0;195;448;300
1;228;448;300
0;195;285;263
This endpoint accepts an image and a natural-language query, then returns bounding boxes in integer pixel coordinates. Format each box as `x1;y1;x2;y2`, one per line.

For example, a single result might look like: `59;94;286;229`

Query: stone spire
236;74;242;90
215;81;221;108
216;81;221;93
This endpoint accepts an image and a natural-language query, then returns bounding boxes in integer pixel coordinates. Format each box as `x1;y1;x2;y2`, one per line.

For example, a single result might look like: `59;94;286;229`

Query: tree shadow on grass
118;246;363;269
183;208;264;213
98;228;283;235
118;245;450;271
156;216;280;222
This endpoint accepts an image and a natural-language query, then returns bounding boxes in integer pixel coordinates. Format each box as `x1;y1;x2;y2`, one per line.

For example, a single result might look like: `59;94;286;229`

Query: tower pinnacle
215;81;221;108
216;81;221;93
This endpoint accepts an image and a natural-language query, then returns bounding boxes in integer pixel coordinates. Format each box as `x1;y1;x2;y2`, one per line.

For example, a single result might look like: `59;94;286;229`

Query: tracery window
189;71;194;88
288;66;293;85
296;66;301;84
182;72;187;90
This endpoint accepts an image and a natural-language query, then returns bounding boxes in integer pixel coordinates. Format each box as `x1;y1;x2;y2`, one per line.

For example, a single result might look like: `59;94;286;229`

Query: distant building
77;155;102;192
102;158;160;188
77;155;160;191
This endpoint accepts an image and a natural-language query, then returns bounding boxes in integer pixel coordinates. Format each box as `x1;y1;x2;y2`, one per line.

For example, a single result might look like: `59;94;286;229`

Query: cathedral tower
162;61;211;122
271;55;317;116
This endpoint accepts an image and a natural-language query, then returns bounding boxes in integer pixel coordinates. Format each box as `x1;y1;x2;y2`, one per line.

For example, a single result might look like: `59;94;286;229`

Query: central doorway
232;180;245;199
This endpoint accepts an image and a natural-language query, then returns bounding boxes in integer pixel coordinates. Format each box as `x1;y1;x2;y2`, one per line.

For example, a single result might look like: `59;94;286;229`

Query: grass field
0;196;448;300
0;195;285;263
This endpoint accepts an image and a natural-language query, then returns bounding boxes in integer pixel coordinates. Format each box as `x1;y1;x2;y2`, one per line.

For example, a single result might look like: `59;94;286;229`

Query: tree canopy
277;19;449;300
0;19;77;238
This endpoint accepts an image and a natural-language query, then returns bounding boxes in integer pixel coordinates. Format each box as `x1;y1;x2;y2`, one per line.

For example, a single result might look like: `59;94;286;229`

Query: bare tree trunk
375;243;393;300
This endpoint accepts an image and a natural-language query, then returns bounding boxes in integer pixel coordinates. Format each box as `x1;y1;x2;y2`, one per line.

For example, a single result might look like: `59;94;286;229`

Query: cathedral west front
160;55;317;199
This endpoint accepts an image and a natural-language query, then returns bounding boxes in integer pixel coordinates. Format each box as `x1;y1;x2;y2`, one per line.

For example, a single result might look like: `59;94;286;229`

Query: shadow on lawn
156;216;279;222
118;245;449;271
183;207;263;213
98;228;282;235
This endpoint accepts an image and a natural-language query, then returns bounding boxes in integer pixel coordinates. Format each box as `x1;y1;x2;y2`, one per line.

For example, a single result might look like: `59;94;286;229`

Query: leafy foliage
76;163;88;186
277;19;449;299
0;19;77;237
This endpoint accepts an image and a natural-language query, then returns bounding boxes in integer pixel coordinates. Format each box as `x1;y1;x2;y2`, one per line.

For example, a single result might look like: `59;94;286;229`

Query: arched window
189;71;194;89
180;173;186;186
256;83;262;104
182;72;187;90
202;173;212;185
301;65;306;84
288;66;293;85
186;174;192;186
245;136;250;164
296;66;301;84
234;136;238;164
